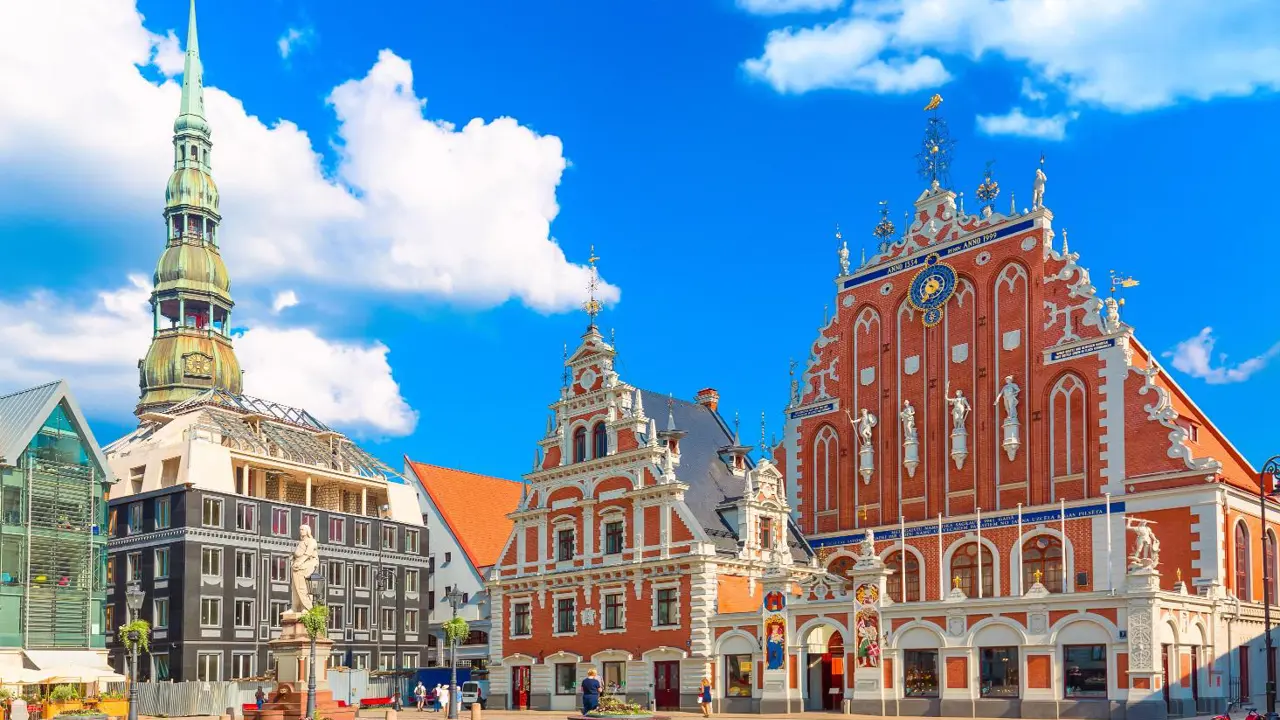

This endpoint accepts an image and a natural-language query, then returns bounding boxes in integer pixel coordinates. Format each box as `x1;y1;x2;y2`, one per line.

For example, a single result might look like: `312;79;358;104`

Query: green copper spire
137;0;239;416
174;0;208;135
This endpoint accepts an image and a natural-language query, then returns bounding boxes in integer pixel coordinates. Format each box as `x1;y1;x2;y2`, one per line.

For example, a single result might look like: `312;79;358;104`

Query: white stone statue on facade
290;524;319;613
899;400;917;443
995;375;1022;460
994;375;1021;424
838;241;850;276
856;532;876;560
945;384;972;469
946;388;970;429
900;400;919;478
856;408;877;446
1032;166;1046;209
1102;296;1121;334
1127;518;1161;570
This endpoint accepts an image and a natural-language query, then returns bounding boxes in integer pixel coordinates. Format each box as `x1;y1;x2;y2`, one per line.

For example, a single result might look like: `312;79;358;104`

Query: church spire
175;0;208;135
136;0;239;416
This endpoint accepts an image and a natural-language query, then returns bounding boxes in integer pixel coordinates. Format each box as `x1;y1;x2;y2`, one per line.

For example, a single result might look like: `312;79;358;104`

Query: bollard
469;701;482;720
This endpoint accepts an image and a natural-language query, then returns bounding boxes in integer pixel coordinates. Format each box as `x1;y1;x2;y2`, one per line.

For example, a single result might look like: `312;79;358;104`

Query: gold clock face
184;352;213;378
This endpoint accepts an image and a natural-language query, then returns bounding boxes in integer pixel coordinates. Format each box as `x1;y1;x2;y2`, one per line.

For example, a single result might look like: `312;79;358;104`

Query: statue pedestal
949;429;968;469
858;444;874;483
903;439;919;477
245;615;355;720
1001;419;1021;461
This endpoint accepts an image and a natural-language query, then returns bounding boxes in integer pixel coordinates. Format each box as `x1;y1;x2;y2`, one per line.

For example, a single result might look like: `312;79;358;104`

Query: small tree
300;604;329;639
117;618;151;654
442;616;469;647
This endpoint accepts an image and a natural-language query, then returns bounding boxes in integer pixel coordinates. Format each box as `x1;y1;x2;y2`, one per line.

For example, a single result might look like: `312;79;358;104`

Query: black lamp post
444;588;464;720
305;570;326;720
125;583;145;720
1261;456;1280;720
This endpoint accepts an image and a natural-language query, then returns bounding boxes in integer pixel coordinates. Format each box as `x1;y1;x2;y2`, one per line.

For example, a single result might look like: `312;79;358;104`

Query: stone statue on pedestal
290;525;319;613
1127;518;1160;570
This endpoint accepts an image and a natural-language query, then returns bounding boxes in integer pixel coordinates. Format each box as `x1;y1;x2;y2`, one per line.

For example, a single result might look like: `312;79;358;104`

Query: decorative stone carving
1102;296;1122;334
900;400;919;478
1032;166;1047;210
1029;612;1048;635
995;375;1022;460
839;241;850;276
945;384;971;469
1135;363;1223;475
1127;517;1161;570
1128;609;1153;670
289;525;319;613
947;615;966;636
854;532;880;568
580;608;597;626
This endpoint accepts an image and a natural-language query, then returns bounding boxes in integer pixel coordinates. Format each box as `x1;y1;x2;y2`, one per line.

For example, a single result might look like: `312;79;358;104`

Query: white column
582;501;596;558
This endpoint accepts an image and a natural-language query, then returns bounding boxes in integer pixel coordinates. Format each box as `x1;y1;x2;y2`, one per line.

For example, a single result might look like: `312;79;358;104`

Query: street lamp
1260;456;1280;720
444;588;464;720
305;570;326;720
125;583;145;720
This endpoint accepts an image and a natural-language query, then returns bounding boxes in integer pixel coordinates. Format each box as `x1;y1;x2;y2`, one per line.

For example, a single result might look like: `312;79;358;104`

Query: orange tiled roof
406;459;523;570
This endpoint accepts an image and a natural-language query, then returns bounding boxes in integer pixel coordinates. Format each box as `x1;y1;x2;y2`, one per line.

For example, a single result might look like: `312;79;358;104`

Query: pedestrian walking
699;676;713;718
255;686;266;710
581;669;602;715
437;684;449;715
415;681;426;711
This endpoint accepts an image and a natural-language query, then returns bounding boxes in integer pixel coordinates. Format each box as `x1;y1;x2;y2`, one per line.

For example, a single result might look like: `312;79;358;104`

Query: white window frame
127;503;143;534
196;652;221;681
379;652;396;671
234;599;254;628
599;512;627;558
381;525;397;551
236;502;256;532
154;496;171;529
353;605;370;631
231;653;254;680
327;560;344;588
153;547;169;579
200;546;222;578
270;600;288;628
403;653;419;669
509;596;533;639
651;580;681;630
127;551;141;582
354;521;371;547
600;589;627;634
328;604;345;631
329;516;345;544
352;652;370;670
404;568;419;594
199;596;222;628
270;555;288;583
271;507;290;537
301;512;318;537
202;498;223;528
405;529;420;554
353;563;370;589
380;607;396;633
552;593;577;637
235;550;255;580
153;598;170;629
405;609;419;634
553;519;577;566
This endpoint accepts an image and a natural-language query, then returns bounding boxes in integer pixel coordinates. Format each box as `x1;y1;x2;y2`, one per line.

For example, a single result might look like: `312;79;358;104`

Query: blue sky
0;0;1278;480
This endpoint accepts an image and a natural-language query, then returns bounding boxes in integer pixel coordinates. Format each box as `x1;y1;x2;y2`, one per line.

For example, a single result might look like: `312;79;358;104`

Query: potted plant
46;684;83;717
97;689;127;717
585;694;654;718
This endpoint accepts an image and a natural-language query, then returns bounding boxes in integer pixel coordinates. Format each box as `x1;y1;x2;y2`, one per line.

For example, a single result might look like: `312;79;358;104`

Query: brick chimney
695;388;719;412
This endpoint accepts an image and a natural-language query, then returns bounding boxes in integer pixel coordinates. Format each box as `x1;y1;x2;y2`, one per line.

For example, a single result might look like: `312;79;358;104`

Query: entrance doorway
654;661;680;711
511;666;531;710
803;625;845;711
1161;645;1171;711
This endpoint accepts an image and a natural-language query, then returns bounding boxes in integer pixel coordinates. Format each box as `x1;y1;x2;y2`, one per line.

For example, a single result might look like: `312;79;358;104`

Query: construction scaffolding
22;402;107;648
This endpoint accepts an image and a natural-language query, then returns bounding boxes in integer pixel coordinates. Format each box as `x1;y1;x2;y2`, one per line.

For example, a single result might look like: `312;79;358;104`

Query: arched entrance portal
802;625;845;711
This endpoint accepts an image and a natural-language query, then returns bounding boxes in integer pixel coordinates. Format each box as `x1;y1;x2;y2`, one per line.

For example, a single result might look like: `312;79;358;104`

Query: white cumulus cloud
272;290;299;313
277;26;315;59
736;0;846;15
0;277;416;436
1164;327;1280;385
976;107;1077;141
0;0;617;314
742;0;1280;115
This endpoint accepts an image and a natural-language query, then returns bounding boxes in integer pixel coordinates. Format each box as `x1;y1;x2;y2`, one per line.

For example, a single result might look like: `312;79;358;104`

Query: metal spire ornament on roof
760;411;768;457
916;94;956;190
583;245;603;328
975;160;1000;217
873;200;895;251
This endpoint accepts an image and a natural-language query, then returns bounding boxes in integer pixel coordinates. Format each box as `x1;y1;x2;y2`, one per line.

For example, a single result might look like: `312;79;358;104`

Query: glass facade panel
979;647;1019;698
1064;645;1108;698
904;650;939;697
725;655;752;697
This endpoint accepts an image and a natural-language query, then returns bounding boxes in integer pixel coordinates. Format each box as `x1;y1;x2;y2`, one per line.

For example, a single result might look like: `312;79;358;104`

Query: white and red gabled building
484;322;817;712
725;126;1280;719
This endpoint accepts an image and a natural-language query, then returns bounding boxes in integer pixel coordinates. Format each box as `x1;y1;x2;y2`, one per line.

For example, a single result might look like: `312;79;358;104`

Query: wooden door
1239;646;1250;702
512;666;531;710
1190;648;1199;706
654;662;680;710
1161;645;1171;710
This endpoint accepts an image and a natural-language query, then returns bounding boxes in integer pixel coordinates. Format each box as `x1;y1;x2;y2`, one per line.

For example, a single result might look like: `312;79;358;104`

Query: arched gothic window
950;543;994;598
592;423;608;459
812;426;838;515
885;550;921;602
1022;535;1063;593
572;426;587;463
1266;531;1278;605
1235;522;1251;601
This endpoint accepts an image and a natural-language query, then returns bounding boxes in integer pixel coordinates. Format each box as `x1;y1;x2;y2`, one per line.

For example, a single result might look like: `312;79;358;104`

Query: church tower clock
136;0;242;415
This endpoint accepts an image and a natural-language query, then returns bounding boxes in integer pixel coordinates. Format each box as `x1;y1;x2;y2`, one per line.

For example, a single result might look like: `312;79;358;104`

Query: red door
512;666;531;710
654;662;680;711
1239;647;1251;703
